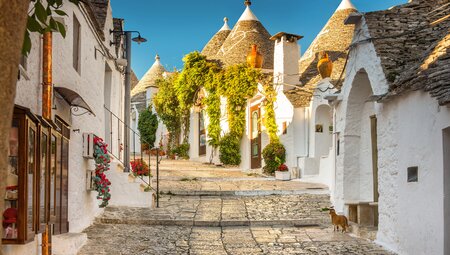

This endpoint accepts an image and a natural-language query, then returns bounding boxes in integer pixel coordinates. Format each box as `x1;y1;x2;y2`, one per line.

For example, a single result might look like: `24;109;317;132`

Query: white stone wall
333;18;389;212
5;2;125;255
375;92;450;255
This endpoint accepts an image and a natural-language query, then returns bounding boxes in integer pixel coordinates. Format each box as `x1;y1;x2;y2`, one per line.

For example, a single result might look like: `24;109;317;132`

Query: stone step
160;189;329;197
348;222;378;241
98;217;327;227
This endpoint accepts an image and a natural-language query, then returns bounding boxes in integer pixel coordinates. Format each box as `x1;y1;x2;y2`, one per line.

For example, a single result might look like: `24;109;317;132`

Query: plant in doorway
93;136;112;208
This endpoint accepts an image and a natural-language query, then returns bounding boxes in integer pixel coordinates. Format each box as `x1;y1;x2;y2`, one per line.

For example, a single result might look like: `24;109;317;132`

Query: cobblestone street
78;160;394;255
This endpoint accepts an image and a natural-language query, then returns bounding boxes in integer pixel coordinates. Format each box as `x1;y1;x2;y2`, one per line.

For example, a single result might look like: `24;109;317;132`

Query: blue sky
110;0;406;79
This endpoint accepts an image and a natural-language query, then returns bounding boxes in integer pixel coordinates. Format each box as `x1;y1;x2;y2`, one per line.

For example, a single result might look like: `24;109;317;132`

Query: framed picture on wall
315;124;323;133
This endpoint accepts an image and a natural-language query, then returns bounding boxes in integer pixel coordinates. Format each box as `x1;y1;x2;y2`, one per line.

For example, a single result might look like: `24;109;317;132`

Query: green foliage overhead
262;142;286;175
137;107;158;149
219;133;241;165
24;0;80;55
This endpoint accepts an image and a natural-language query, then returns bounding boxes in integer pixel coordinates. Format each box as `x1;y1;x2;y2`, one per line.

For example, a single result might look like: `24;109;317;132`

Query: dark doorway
199;111;206;156
250;105;261;169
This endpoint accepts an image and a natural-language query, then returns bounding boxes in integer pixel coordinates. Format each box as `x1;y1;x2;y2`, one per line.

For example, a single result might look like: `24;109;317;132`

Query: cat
329;208;349;233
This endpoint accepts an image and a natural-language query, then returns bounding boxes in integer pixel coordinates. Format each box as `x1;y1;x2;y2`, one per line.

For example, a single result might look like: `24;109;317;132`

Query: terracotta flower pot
317;51;333;79
247;44;264;68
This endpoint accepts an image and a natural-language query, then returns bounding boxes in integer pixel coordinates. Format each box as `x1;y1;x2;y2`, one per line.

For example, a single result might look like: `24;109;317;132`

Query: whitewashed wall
6;2;125;255
334;17;389;212
334;17;450;255
375;92;450;255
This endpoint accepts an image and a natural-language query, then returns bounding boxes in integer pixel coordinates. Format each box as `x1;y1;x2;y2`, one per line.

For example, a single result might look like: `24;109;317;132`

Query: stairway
106;158;154;208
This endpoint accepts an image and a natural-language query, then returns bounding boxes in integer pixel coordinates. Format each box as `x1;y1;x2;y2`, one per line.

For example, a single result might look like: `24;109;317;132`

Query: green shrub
172;143;190;159
262;142;286;175
219;133;241;165
137;108;158;149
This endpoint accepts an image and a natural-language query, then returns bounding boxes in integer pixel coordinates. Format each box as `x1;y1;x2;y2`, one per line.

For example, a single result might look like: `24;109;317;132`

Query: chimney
42;32;52;120
271;32;302;92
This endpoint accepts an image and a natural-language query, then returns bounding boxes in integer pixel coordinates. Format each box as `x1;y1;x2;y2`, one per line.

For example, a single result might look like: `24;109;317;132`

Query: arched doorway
343;69;378;226
314;104;333;158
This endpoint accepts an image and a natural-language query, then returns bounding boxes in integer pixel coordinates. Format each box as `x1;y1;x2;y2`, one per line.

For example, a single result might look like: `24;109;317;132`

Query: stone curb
161;189;330;197
98;218;328;227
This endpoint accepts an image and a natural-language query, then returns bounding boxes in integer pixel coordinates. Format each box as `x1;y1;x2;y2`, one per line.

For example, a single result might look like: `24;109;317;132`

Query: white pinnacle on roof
131;54;166;97
238;0;259;21
336;0;356;11
219;17;231;31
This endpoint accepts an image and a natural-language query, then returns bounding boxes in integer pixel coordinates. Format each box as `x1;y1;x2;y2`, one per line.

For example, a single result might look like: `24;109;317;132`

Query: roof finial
220;17;231;31
155;54;160;61
244;0;251;7
336;0;356;11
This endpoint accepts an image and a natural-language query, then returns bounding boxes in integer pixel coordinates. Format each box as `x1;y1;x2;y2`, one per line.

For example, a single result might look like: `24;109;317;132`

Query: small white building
130;55;168;154
330;1;450;254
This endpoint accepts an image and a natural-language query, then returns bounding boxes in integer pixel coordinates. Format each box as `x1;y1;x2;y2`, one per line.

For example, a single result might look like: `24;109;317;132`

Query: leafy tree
154;73;182;151
137;107;158;150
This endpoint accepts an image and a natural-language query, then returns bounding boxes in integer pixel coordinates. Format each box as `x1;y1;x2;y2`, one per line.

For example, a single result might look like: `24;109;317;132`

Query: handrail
103;105;161;207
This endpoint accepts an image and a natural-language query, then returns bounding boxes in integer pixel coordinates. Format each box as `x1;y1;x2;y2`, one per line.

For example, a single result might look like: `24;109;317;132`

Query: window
407;167;418;183
73;14;81;73
3;107;39;244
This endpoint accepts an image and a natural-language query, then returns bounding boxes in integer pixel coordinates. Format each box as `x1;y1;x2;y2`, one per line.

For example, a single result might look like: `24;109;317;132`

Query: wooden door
199;111;206;156
250;105;261;169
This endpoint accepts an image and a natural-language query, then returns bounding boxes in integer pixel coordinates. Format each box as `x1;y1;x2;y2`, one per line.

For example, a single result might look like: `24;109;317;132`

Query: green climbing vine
203;68;222;149
221;63;262;137
219;64;262;165
175;52;217;144
154;51;263;166
262;76;279;143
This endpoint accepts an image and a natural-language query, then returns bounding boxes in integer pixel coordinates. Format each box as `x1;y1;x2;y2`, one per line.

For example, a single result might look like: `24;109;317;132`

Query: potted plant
275;161;290;181
130;159;152;184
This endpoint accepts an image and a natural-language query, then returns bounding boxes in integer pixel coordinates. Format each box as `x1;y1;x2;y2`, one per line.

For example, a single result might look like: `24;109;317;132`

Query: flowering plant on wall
130;159;151;177
93;136;112;208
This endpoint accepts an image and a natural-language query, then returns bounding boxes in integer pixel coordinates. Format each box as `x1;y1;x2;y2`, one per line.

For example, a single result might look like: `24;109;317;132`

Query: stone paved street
78;161;395;255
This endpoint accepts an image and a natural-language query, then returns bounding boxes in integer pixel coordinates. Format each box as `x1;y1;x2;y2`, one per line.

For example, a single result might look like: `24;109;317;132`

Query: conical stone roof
285;0;358;107
215;1;274;69
131;55;166;99
202;17;231;59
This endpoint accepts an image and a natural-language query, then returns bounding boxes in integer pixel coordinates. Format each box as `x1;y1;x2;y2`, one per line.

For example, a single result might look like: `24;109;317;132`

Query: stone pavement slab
98;195;331;227
78;224;394;255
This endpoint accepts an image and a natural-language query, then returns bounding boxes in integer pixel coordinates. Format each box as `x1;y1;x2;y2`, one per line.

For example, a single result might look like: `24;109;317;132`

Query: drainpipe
42;31;52;255
42;32;52;120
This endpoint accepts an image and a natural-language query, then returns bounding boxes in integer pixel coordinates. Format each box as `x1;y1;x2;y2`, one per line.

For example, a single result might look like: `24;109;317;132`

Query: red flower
277;164;289;172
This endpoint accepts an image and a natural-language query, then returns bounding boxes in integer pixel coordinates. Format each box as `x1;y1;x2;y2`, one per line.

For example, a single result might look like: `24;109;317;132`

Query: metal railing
104;105;161;207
